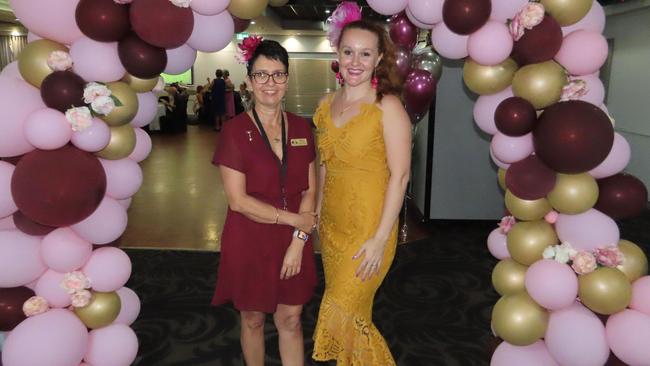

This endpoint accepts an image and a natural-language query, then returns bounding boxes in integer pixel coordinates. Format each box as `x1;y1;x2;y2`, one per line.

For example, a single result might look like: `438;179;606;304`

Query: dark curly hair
246;40;290;75
337;20;403;101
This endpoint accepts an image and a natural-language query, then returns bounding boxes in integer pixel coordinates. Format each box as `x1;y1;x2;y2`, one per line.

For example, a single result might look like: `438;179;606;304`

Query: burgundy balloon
75;0;131;42
394;44;412;80
404;69;436;123
40;71;86;113
505;155;557;200
534;100;614;174
595;173;648;220
495;97;537;136
512;15;563;66
13;210;57;236
0;286;35;331
331;60;339;73
11;145;107;227
442;0;491;35
232;15;251;33
118;33;168;79
389;12;418;50
130;0;194;49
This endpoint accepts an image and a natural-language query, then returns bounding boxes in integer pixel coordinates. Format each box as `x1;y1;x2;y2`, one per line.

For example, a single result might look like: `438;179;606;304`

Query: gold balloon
18;39;69;88
547;173;598;214
507;220;558;266
505;190;552;221
617;240;649;282
74;291;121;329
268;0;289;6
498;169;507;191
122;73;159;93
512;61;567;110
541;0;593;26
492;292;548;346
579;267;631;315
463;58;518;95
492;259;528;296
96;124;136;160
102;82;139;126
228;0;269;20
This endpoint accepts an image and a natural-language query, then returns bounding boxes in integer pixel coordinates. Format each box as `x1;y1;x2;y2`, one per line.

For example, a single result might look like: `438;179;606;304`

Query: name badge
291;138;308;147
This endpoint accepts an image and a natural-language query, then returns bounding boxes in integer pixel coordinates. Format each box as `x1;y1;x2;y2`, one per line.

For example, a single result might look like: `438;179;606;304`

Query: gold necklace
338;93;369;117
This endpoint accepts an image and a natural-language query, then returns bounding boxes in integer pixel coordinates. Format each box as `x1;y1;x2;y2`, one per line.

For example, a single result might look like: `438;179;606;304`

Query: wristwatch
293;229;309;242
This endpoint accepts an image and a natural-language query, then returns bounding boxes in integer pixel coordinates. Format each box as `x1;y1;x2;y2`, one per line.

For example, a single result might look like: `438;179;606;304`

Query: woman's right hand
294;212;317;233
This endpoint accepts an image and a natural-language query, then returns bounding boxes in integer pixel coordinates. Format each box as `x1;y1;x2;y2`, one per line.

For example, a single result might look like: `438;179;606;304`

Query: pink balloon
555;30;609;76
405;7;435;29
2;309;88;366
0;76;45;157
630;276;650;317
606;309;650;366
573;74;604;106
490;0;528;23
589;132;630;179
468;21;513;66
0;161;17;217
525;259;578;310
190;0;230;15
71;197;128;245
23;108;72;150
34;269;71;308
490;147;511;169
117;198;132;209
115;287;141;325
9;0;83;45
82;247;132;292
84;324;138;366
129;127;153;162
41;228;92;273
545;302;609;366
71;118;111;153
490;133;534;164
0;61;23;80
100;158;143;200
491;340;559;366
431;22;469;60
555;209;620;251
131;92;158;128
164;44;197;75
487;227;510;259
70;37;125;82
187;11;235;53
474;87;514;135
407;0;443;25
367;0;408;16
0;214;17;230
562;2;605;36
0;229;46;287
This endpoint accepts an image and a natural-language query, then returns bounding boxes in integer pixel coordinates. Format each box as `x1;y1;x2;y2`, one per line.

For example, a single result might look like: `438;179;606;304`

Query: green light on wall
161;69;193;85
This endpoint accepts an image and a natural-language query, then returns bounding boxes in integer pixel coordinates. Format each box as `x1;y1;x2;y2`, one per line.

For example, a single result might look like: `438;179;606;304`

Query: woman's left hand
353;237;387;281
280;240;304;280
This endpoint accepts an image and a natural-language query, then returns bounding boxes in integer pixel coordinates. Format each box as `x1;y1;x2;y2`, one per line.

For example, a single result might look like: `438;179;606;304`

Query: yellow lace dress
312;96;398;366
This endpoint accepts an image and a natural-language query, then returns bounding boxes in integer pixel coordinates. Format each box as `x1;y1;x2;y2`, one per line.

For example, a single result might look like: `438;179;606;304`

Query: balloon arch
1;0;649;365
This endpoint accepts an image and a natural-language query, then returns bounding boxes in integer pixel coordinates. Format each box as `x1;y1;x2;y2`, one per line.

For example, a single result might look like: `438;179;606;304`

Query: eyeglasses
250;71;289;84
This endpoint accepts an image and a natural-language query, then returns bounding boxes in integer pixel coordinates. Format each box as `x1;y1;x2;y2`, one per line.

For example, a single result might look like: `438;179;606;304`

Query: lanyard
252;108;288;210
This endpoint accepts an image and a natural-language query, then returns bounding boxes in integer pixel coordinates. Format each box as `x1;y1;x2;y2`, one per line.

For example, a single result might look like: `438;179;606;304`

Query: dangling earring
336;71;345;86
371;68;378;89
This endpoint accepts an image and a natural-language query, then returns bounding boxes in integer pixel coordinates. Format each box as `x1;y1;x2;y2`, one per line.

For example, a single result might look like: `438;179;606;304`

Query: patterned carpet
127;212;650;366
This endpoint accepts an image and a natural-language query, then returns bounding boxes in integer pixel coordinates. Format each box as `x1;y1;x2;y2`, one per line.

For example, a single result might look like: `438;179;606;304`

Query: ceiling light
251;21;256;25
325;9;331;14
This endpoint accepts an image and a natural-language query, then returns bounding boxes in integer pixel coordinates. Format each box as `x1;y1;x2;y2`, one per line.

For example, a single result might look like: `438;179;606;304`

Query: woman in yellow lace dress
312;4;412;365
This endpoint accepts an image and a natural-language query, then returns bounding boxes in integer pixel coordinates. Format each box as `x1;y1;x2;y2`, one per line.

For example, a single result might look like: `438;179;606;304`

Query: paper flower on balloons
594;246;624;267
498;216;516;234
560;79;589;101
572;251;598;274
65;106;93;132
23;296;50;317
509;3;545;41
236;35;264;64
326;1;362;47
70;290;93;308
169;0;192;7
543;242;578;264
47;50;73;71
61;271;92;294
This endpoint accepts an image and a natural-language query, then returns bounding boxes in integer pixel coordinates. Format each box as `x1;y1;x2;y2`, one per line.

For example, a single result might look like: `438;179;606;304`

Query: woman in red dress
211;38;318;366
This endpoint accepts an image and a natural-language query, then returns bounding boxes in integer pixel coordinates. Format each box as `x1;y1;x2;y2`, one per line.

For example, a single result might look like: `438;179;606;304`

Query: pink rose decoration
83;82;112;104
509;16;524;41
544;210;559;224
70;290;92;308
594;246;624;267
572;251;598;275
60;271;92;294
47;50;73;71
560;79;588;101
169;0;191;7
23;296;50;317
65;106;93;132
520;3;545;29
498;216;516;234
91;95;116;115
